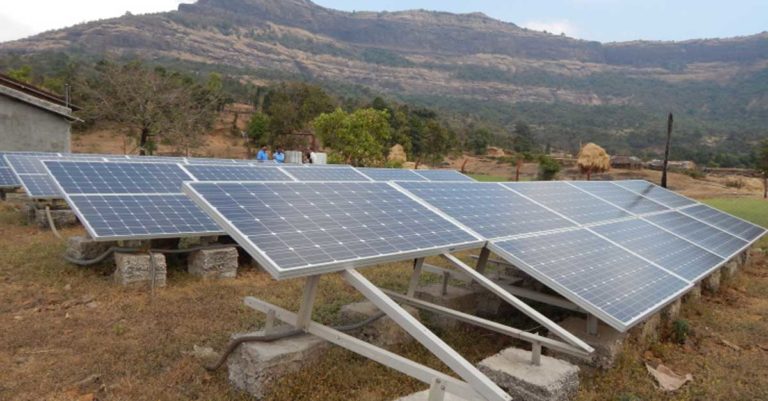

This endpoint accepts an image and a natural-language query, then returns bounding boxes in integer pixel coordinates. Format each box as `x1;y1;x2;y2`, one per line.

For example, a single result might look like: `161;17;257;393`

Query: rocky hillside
2;0;767;161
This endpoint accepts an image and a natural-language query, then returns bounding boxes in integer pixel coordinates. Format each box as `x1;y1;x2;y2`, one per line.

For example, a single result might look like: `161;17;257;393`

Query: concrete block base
35;208;78;229
65;236;116;261
721;259;739;281
548;316;626;369
703;267;722;293
227;332;328;399
478;347;579;401
683;283;702;303
113;252;167;287
661;298;682;327
188;247;238;279
416;284;478;330
628;314;661;348
178;235;220;249
339;301;419;347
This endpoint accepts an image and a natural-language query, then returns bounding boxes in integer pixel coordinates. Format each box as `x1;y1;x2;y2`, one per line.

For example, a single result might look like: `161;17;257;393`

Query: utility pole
661;113;673;188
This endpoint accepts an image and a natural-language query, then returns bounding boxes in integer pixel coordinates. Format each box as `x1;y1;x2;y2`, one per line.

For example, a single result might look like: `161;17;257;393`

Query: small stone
86;302;99;309
64;284;72;291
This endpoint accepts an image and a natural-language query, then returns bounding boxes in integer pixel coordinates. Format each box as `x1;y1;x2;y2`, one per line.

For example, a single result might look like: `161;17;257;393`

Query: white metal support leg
343;269;512;401
531;342;542;366
296;275;320;330
406;257;425;297
441;253;593;353
428;377;447;401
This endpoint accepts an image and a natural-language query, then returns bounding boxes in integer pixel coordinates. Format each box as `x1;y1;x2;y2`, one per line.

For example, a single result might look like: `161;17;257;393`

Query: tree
467;128;491;155
6;65;32;83
246;112;271;147
263;82;335;147
757;139;768;199
538;155;561;180
80;60;224;155
513;121;537;154
313;108;392;166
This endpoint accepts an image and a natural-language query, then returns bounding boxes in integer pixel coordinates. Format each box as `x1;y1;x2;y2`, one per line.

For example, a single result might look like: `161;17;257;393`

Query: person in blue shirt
256;145;269;161
273;146;286;163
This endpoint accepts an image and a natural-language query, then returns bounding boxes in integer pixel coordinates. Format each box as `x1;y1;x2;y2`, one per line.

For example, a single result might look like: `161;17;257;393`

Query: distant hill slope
2;0;767;163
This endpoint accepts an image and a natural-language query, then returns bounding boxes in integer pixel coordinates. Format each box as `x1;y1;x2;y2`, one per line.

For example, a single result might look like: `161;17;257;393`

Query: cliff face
1;0;766;157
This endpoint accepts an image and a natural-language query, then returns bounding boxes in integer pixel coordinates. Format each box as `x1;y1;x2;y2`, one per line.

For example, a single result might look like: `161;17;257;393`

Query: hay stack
388;144;407;163
577;143;610;180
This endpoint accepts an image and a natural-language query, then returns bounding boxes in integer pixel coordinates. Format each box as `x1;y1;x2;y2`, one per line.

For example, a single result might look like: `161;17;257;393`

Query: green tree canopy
263;82;335;146
513;121;537;154
313;108;392;166
467;128;492;155
246;112;271;146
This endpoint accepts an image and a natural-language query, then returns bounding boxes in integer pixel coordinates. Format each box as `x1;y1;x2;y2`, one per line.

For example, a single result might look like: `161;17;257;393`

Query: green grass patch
468;173;507;182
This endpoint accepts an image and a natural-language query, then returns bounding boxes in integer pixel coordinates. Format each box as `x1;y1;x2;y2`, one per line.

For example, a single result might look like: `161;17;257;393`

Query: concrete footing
416;284;478;330
113;252;167;287
683;283;702;303
478;347;580;401
34;208;78;229
702;267;722;293
65;236;116;261
188;247;238;279
721;259;739;281
628;314;661;348
227;332;328;399
339;301;419;347
548;316;626;369
660;298;682;326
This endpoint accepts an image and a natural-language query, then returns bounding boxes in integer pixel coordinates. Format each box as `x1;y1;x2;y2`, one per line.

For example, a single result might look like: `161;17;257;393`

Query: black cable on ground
204;312;387;371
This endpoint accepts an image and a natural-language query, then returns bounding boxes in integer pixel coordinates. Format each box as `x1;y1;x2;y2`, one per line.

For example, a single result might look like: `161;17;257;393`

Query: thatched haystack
577;143;610;180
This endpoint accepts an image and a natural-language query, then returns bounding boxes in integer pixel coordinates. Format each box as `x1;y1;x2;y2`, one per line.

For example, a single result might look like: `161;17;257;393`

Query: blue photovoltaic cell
281;166;370;181
5;153;64;174
356;168;427;182
21;174;61;198
505;182;631;224
591;219;724;282
414;170;475;182
184;181;481;279
680;204;766;242
124;156;187;163
185;165;293;182
0;167;19;187
69;194;222;239
644;212;747;258
491;229;689;330
45;161;193;194
398;182;575;239
614;180;696;209
569;181;669;215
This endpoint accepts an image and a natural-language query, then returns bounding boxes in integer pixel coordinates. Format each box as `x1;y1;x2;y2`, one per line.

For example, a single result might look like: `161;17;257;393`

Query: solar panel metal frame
43;160;225;240
183;180;484;280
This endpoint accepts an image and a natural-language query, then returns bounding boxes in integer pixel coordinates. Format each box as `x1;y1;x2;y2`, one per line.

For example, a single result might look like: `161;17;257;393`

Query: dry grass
1;195;767;401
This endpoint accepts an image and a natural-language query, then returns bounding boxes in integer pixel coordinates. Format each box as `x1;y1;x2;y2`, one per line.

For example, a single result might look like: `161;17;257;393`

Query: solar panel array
399;179;765;331
184;181;482;279
44;161;223;240
281;166;371;182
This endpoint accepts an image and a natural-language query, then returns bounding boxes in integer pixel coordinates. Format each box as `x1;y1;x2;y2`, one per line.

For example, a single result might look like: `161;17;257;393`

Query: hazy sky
1;0;766;43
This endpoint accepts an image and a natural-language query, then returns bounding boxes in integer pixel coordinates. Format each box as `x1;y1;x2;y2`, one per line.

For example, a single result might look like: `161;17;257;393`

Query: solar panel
644;212;748;259
504;182;631;224
414;170;475;182
186;157;238;165
0;167;20;187
489;229;690;331
568;181;669;215
70;194;222;240
44;160;224;240
397;182;576;239
680;204;766;242
184;165;293;182
124;155;187;163
5;153;64;174
280;166;371;182
184;181;482;279
591;219;724;282
356;168;427;182
44;161;194;194
20;174;62;198
614;180;696;209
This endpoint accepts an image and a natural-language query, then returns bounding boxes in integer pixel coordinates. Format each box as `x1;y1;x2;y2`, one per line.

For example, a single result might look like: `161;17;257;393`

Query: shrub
537;155;561;181
672;319;690;344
